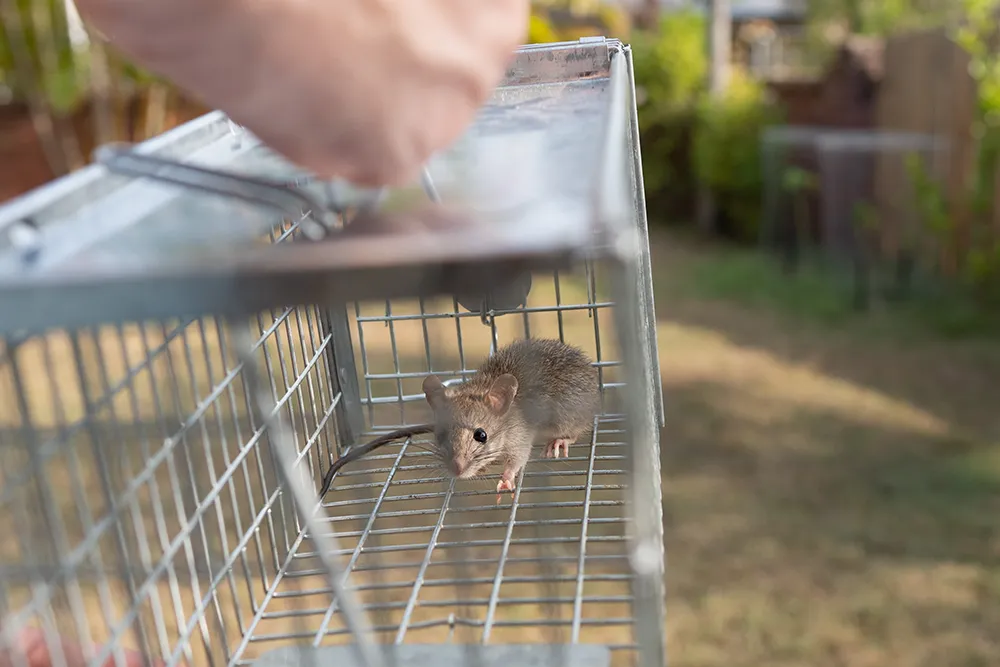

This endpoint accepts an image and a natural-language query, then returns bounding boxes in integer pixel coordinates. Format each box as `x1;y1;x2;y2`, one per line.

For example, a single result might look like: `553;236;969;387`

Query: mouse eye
473;428;488;444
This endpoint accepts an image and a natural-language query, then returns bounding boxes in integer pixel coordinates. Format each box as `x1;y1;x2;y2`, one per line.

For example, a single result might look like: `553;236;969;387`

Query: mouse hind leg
542;411;597;459
542;424;588;459
543;437;575;459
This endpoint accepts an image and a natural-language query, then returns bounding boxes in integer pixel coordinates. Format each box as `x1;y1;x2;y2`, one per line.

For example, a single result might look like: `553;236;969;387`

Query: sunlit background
2;0;999;665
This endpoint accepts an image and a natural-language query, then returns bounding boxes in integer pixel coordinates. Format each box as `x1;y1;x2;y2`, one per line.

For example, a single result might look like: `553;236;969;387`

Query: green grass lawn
650;228;1000;666
665;228;1000;341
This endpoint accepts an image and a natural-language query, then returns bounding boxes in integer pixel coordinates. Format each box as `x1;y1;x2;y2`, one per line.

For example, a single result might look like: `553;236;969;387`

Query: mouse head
422;374;518;479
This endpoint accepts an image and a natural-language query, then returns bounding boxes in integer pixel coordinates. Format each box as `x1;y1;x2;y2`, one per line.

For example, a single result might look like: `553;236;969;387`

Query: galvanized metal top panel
0;38;637;334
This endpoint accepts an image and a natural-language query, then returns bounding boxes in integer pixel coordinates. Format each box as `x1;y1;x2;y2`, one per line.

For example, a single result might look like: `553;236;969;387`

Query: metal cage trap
0;39;664;667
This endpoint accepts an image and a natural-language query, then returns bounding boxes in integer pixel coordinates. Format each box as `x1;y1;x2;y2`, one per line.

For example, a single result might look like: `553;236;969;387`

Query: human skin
1;628;166;667
72;0;530;187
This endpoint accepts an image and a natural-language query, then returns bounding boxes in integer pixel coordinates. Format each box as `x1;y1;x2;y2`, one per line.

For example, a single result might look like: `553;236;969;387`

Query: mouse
422;338;600;501
316;338;600;502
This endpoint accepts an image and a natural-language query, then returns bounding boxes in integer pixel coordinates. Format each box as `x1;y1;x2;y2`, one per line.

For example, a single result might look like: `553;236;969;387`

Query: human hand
1;628;165;667
73;0;530;187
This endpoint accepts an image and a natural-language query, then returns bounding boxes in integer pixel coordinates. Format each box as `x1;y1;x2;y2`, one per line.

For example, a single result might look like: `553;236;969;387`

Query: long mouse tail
318;424;434;498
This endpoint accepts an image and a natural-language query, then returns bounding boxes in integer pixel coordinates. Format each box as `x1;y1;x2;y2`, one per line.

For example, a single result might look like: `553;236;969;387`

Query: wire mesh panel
0;38;664;667
0;219;352;667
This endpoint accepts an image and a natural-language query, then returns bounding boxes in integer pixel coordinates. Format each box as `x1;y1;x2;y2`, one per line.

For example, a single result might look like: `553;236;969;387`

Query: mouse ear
486;374;518;415
422;374;447;410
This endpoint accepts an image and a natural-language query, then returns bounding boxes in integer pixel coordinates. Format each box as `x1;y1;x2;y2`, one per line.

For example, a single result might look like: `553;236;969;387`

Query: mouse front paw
496;476;516;504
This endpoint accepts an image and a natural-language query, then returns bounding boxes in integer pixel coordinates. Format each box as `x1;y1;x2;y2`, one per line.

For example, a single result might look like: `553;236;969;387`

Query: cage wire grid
0;39;664;667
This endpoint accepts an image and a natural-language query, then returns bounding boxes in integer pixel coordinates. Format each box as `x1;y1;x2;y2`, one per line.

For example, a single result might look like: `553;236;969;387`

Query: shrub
631;12;706;111
532;7;778;238
596;4;632;38
692;68;783;241
630;11;707;217
527;3;630;43
527;11;560;44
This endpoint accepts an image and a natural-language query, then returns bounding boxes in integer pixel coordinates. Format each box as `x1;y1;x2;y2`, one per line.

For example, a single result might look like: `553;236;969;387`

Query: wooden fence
0;93;207;203
874;27;1000;276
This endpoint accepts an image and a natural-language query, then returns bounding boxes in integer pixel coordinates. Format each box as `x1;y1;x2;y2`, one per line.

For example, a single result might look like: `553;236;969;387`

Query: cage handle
95;143;527;325
94;142;341;241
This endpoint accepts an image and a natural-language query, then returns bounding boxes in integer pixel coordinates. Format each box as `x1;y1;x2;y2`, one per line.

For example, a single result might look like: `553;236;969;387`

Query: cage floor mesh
0;297;638;667
239;417;635;665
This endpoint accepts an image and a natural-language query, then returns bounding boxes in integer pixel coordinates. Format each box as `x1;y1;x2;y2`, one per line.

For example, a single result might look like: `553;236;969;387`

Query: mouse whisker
423;457;452;473
404;442;440;455
466;460;499;477
473;450;501;464
409;442;448;456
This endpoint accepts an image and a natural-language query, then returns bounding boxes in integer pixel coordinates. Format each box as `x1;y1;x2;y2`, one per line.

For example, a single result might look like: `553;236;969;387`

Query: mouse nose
453;456;474;477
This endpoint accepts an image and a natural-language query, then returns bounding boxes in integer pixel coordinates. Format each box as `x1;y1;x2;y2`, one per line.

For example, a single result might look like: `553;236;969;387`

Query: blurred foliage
800;0;958;73
0;0;171;111
852;200;879;233
1;0;191;181
955;0;1000;218
903;152;949;240
894;0;1000;304
0;0;87;111
630;11;705;131
526;0;629;44
781;166;818;195
595;3;630;39
797;0;1000;307
631;10;781;240
629;11;705;219
692;71;783;242
805;0;957;37
527;11;561;44
953;0;1000;302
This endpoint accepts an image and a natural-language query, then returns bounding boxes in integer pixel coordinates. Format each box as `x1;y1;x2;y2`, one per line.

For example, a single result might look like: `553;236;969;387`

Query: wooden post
709;0;732;95
697;0;732;235
635;0;660;30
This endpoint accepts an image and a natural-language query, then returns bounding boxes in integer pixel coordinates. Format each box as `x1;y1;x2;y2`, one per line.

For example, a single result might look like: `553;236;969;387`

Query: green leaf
41;58;82;111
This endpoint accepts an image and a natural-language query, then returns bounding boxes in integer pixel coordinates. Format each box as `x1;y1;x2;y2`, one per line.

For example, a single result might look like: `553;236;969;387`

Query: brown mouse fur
423;338;600;498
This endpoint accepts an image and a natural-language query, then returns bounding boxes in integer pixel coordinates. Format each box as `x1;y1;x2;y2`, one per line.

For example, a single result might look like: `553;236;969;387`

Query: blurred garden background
2;0;1000;664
